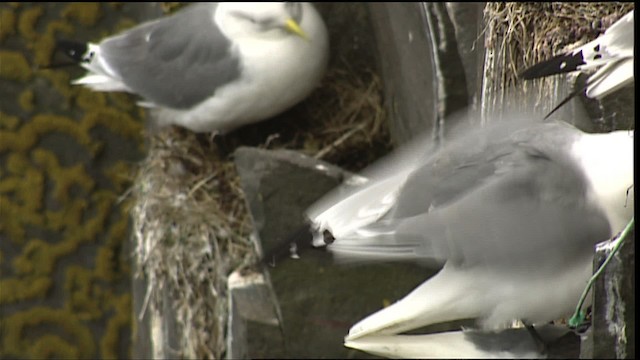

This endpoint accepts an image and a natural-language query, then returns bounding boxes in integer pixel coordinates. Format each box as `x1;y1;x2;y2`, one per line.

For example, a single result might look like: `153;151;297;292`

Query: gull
57;2;329;133
520;10;634;118
305;110;634;343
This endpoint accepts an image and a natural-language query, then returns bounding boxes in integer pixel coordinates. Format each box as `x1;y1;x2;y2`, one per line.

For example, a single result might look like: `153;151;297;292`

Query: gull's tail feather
345;332;497;359
39;40;90;69
345;325;573;359
519;51;585;80
54;39;131;92
345;265;481;340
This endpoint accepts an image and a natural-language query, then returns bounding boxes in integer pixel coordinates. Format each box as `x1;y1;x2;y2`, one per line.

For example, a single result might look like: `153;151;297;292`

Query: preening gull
520;9;634;115
57;2;329;133
305;111;634;344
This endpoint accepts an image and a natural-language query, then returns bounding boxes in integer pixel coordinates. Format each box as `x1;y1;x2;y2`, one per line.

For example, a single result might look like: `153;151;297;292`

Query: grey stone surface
587;226;635;359
446;2;485;110
572;73;635;132
233;147;434;358
367;3;439;145
422;3;469;119
226;278;249;360
234;147;350;258
227;270;280;326
368;3;472;146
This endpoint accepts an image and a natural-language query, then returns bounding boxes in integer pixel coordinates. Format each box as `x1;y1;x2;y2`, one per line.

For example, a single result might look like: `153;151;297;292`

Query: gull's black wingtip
55;39;89;63
519;51;585;80
259;222;336;267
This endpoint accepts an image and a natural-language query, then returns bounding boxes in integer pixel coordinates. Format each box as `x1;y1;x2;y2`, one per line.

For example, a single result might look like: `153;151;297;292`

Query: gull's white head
216;2;309;41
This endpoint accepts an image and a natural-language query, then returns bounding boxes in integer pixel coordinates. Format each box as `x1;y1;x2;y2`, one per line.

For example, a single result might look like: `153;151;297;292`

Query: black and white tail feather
520;10;634;119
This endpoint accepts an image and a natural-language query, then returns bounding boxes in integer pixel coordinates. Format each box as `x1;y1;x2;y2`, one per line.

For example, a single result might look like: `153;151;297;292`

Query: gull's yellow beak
285;18;309;41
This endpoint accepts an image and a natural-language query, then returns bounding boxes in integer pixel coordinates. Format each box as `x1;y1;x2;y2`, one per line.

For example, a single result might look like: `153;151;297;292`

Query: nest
481;2;634;117
131;61;389;358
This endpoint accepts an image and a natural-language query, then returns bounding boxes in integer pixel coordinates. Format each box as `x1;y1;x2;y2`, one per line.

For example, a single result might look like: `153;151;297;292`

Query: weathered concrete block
585;226;635;359
226;269;282;360
368;3;470;146
233;147;432;358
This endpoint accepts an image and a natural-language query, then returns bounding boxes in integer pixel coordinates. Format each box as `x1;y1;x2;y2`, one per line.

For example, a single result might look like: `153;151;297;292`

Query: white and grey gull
304;109;634;356
57;2;329;133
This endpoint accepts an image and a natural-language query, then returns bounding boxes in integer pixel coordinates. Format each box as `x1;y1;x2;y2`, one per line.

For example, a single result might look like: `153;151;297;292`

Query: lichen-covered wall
0;3;156;358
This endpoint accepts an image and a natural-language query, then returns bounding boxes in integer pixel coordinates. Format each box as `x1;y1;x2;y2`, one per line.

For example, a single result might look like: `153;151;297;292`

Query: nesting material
132;128;254;358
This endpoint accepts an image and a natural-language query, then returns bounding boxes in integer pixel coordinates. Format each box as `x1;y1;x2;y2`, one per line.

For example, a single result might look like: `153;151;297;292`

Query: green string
568;217;634;328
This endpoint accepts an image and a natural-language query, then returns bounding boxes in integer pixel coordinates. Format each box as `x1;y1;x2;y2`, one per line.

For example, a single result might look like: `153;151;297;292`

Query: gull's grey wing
99;3;241;109
383;126;611;268
383;120;553;219
331;122;612;268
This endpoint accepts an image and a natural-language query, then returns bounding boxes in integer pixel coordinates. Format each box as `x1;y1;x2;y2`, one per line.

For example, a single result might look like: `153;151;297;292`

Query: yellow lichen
18;89;35;112
17;5;42;41
96;211;131;281
84;191;117;240
107;92;136;112
103;161;135;193
31;335;79;359
45;198;88;232
0;114;100;154
0;197;26;242
113;18;137;33
1;4;144;358
31;149;96;203
3;167;44;211
0;8;16;41
5;152;30;174
0;111;21;130
0;155;45;244
46;19;74;36
33;22;73;67
75;87;107;111
2;307;95;358
0;277;52;304
101;294;132;359
65;266;104;320
62;3;101;27
39;69;74;102
0;50;32;82
13;239;58;275
80;107;144;141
